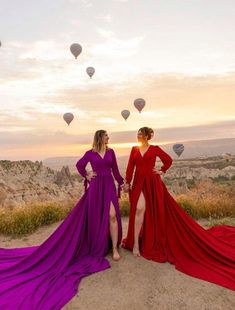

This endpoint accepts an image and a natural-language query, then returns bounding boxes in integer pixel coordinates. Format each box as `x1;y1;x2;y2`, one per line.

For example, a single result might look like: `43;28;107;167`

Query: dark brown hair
92;130;108;152
138;127;154;140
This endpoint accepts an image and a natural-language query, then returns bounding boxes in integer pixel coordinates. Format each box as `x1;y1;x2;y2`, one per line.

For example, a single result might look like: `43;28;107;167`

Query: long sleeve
125;147;136;184
111;149;124;198
155;145;173;173
76;151;90;190
111;149;124;185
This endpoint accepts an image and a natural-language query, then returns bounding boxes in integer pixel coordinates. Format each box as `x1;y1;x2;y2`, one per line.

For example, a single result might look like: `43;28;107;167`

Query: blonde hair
92;130;108;152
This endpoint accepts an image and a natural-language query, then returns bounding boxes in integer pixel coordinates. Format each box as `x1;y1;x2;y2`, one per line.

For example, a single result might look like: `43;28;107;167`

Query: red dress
122;145;235;291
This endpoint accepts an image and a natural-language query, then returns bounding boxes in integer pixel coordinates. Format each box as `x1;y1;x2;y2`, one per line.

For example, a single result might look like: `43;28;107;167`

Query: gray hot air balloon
86;67;95;78
70;43;82;59
63;113;74;126
173;143;184;157
134;98;145;113
121;109;130;121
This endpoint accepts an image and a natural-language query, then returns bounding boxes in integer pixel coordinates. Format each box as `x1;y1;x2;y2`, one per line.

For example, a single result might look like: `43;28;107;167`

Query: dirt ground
0;218;235;310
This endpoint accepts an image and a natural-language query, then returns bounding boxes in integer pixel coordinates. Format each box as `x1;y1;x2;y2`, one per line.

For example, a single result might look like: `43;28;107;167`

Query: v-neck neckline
96;149;108;160
138;145;151;158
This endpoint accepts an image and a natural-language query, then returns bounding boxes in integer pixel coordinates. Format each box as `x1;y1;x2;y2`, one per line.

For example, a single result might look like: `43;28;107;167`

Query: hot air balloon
63;113;74;126
222;152;232;162
134;98;145;113
0;41;1;47
70;43;82;59
86;67;95;78
121;109;130;121
173;143;184;157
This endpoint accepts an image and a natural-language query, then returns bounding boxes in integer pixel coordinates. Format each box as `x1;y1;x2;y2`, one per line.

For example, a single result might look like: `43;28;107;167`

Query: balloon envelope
63;113;74;125
86;67;95;78
121;109;130;120
70;43;82;59
134;98;145;113
173;143;184;157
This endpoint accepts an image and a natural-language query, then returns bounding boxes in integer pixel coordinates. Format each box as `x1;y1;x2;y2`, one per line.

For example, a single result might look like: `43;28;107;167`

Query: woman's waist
135;168;156;176
93;170;113;176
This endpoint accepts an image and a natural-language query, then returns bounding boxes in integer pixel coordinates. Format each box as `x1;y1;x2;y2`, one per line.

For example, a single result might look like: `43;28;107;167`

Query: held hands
153;167;164;175
123;182;130;193
86;170;97;181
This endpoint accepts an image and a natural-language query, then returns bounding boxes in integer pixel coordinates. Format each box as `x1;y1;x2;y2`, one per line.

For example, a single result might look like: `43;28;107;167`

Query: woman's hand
123;183;130;193
86;170;97;181
153;167;164;175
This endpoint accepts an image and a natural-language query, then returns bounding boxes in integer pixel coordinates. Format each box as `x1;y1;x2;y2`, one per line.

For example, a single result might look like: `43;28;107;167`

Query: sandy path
0;218;235;310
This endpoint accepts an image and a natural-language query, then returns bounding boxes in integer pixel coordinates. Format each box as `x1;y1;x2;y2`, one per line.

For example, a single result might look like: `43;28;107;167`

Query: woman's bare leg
133;191;146;257
109;202;121;261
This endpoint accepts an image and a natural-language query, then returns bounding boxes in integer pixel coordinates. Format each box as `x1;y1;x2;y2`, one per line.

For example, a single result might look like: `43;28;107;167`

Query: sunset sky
0;0;235;160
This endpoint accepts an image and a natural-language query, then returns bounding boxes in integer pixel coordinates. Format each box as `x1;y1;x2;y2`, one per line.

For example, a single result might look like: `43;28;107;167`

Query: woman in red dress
122;127;235;291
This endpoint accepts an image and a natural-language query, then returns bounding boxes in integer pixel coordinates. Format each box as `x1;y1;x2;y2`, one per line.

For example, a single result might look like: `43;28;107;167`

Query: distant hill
43;138;235;172
1;146;234;208
163;137;235;159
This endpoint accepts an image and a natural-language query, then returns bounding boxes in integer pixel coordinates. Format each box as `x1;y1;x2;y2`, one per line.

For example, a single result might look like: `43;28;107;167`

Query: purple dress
0;148;123;309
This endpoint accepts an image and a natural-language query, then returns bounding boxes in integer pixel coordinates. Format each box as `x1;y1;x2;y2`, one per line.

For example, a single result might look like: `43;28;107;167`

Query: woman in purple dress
76;129;124;261
0;130;124;309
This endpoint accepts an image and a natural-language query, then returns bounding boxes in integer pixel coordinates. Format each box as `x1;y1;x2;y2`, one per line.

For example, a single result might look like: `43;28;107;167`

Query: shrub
176;180;235;219
119;194;130;216
0;179;234;237
0;201;75;237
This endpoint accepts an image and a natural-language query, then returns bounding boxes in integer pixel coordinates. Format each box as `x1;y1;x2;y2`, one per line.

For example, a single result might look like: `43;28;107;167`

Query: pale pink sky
0;0;235;160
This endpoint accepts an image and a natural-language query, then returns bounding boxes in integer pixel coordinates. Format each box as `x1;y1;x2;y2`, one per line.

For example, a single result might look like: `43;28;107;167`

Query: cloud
96;27;115;39
1;49;235;151
1;120;235;160
91;28;144;58
96;117;117;124
0;40;84;85
95;14;112;23
80;0;93;7
68;0;93;8
0;120;234;146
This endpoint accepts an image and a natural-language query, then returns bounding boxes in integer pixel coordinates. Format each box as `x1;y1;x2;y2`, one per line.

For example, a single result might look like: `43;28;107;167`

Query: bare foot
112;248;121;261
133;246;141;257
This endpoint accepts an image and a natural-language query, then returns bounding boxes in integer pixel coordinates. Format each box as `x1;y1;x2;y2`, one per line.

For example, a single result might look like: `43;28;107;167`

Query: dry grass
176;180;235;219
0;201;75;237
206;217;235;228
0;180;234;237
119;193;130;216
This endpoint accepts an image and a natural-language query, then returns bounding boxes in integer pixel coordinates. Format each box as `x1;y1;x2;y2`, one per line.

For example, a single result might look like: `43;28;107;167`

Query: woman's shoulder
107;147;115;154
131;145;139;150
131;145;154;150
150;144;162;152
150;144;161;149
83;149;93;156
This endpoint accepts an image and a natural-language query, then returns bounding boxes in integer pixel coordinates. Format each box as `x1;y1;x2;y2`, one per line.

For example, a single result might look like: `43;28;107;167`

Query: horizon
0;135;234;161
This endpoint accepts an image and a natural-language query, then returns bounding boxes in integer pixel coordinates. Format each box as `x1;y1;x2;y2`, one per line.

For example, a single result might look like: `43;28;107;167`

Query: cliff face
1;157;234;207
162;165;235;195
165;165;235;180
0;160;83;208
